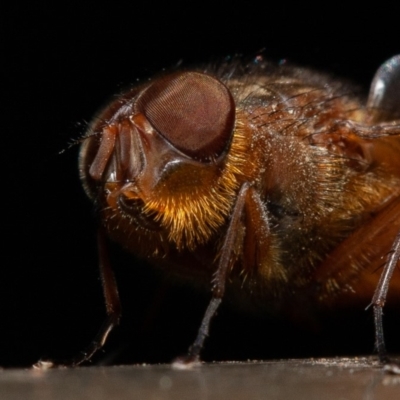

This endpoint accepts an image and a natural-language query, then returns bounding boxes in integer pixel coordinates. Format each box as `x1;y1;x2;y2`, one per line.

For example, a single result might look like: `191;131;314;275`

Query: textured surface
1;358;399;400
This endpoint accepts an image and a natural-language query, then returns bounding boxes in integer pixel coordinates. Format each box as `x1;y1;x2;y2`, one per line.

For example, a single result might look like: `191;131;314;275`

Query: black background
2;3;399;368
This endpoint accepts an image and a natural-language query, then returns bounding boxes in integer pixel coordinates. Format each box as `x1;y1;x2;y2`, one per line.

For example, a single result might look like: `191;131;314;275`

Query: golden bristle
142;112;251;250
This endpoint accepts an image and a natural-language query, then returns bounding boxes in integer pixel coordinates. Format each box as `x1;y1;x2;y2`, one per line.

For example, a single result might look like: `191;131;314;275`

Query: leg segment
35;228;122;367
371;231;400;364
177;183;251;363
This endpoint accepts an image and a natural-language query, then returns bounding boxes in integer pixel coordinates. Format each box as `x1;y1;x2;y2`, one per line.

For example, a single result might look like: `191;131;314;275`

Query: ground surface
1;358;399;400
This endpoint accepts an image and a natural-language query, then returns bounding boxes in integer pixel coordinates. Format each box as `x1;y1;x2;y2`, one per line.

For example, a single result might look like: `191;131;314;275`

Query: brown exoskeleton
73;55;400;368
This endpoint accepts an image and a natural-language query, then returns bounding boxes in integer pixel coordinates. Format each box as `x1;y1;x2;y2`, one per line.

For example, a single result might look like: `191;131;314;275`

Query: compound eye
135;71;235;161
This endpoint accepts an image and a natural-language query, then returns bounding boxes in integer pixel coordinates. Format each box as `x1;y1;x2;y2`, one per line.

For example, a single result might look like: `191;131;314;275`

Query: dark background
2;3;399;367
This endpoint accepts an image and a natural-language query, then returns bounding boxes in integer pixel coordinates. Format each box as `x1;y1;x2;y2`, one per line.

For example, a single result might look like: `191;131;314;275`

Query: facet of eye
134;71;235;161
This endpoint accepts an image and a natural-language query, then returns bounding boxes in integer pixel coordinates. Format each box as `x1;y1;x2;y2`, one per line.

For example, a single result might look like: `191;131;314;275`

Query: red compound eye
134;71;235;161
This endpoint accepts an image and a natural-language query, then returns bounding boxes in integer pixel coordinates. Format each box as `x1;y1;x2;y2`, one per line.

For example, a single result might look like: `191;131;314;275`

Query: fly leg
371;231;400;373
35;227;122;368
173;183;251;366
311;196;400;372
174;182;274;365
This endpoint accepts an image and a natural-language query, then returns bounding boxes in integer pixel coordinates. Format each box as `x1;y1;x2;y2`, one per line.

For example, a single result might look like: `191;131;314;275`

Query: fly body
74;55;400;366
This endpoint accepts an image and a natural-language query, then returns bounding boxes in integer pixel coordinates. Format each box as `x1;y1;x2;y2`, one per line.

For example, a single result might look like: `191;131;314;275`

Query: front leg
35;228;122;368
175;182;273;365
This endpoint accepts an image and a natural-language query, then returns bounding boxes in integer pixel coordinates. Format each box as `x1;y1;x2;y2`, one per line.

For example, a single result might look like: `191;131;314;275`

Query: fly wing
367;55;400;123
